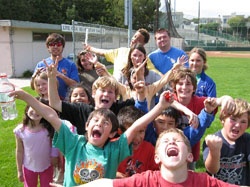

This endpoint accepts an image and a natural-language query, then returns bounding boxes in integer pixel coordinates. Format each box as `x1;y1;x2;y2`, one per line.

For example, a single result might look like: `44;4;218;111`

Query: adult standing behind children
188;47;216;97
34;33;79;100
148;28;188;74
84;28;161;80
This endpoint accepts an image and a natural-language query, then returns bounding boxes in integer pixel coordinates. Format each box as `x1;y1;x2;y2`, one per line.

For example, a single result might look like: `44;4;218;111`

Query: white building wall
0;26;12;76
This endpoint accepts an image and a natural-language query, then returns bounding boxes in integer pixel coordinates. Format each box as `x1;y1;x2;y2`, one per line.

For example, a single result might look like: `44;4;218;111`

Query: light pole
197;1;200;47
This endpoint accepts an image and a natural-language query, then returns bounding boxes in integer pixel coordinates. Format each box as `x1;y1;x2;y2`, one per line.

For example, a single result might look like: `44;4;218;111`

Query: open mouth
231;129;239;136
92;130;102;138
167;147;179;157
101;99;109;104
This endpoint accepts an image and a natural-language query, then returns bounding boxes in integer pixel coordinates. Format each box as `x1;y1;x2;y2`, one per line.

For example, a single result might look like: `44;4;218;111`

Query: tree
227;16;246;37
200;22;220;31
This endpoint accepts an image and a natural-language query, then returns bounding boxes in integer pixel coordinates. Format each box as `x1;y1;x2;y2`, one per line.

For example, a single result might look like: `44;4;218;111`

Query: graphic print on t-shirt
73;159;105;184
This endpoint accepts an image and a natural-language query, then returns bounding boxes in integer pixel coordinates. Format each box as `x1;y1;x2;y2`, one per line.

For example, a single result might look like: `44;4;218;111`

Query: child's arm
204;134;223;174
125;91;173;144
85;52;111;77
45;57;63;112
171;100;199;128
10;89;62;131
84;44;106;56
215;95;235;115
15;135;24;182
50;178;113;187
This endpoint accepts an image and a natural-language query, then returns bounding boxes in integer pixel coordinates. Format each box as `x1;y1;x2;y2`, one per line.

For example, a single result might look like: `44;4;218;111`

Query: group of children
12;36;250;187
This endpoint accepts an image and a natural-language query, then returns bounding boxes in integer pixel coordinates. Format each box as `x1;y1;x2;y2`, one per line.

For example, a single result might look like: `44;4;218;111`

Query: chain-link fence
68;20;185;62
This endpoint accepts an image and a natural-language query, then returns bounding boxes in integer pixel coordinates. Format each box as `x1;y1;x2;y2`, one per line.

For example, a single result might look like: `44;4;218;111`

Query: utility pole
197;1;200;46
124;0;133;47
155;0;159;31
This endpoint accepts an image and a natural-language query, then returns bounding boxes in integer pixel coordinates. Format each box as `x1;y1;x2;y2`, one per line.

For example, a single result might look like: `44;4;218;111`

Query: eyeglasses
48;41;63;47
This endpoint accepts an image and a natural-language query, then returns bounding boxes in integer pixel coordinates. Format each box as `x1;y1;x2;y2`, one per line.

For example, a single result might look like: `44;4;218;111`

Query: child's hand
159;91;174;109
220;96;235;116
177;55;187;65
51;156;59;168
134;80;146;102
134;58;147;82
85;52;98;65
204;97;217;113
185;111;199;129
83;43;92;51
17;171;24;182
205;134;223;152
116;171;128;179
9;88;26;100
43;57;59;78
49;183;63;187
134;80;145;94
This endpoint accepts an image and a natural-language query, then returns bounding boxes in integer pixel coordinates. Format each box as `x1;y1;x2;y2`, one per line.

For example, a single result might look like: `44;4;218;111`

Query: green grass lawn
0;56;250;185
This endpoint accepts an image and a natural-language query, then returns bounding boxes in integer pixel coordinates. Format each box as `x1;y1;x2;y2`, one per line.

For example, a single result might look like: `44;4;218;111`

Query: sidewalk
9;78;31;88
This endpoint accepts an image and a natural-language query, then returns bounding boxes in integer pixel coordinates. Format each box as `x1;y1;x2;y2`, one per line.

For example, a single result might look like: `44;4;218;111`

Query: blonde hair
155;128;191;154
92;76;120;97
220;98;250;127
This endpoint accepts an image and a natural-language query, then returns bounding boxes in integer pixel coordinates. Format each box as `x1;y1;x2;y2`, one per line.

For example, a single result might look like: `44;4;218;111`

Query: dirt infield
205;51;250;58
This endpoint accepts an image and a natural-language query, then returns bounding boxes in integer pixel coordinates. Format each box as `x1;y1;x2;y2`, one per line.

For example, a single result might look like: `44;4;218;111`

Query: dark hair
66;83;94;105
117;106;145;133
160;106;181;125
86;108;119;133
22;97;54;138
138;28;150;44
46;33;65;48
122;43;149;85
76;50;95;72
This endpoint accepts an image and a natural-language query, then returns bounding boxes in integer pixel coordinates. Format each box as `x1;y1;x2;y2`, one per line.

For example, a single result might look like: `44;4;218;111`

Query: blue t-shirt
145;109;214;147
53;122;132;186
34;57;79;99
148;47;188;74
196;70;216;97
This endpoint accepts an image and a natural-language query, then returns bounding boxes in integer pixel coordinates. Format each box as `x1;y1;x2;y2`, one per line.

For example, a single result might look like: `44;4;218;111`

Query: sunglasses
48;41;63;47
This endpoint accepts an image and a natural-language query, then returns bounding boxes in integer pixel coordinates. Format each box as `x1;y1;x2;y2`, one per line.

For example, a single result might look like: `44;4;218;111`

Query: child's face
221;112;248;144
131;49;145;68
70;87;90;104
132;128;146;151
189;52;205;74
92;87;116;109
35;78;48;96
154;132;193;169
27;107;42;122
86;114;114;148
154;115;177;136
175;76;194;102
80;55;94;71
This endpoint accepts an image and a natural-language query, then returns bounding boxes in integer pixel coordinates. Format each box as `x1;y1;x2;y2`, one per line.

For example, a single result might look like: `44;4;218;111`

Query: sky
159;0;250;19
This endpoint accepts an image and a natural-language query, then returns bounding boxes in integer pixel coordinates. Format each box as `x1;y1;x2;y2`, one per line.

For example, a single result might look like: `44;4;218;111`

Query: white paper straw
85;29;88;45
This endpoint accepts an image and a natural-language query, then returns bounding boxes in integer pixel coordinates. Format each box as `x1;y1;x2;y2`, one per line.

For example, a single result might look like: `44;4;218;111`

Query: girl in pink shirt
14;102;54;187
